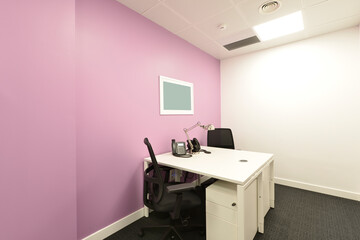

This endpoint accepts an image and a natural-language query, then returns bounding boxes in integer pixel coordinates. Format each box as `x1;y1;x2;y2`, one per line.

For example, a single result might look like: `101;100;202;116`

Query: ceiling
116;0;360;60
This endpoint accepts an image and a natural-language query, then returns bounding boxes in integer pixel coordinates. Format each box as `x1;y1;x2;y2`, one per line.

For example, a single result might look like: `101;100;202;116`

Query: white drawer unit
206;179;258;240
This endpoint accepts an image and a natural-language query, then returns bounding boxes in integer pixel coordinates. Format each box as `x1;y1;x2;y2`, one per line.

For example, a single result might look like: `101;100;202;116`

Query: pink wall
76;0;220;238
0;1;77;240
0;0;219;239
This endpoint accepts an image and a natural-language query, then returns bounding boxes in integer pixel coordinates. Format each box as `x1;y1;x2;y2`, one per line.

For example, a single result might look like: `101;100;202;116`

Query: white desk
144;146;275;240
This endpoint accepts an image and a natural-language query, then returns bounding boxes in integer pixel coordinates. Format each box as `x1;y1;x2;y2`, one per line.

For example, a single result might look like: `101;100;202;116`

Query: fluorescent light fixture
253;11;304;41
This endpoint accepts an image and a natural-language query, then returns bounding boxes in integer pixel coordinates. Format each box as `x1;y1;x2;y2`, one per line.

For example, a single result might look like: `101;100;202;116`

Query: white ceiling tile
303;0;360;28
306;14;360;37
143;3;190;33
198;42;228;59
302;0;328;8
117;0;160;14
217;29;257;46
176;27;229;59
176;28;221;52
164;0;234;24
231;0;250;5
237;0;303;26
176;27;214;47
196;8;249;42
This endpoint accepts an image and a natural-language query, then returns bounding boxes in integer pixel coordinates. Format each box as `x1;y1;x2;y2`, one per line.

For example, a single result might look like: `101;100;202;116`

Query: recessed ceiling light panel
253;11;304;41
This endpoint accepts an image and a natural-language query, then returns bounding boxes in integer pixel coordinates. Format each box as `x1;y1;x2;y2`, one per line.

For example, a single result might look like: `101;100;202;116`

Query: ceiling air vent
259;0;281;14
223;36;260;51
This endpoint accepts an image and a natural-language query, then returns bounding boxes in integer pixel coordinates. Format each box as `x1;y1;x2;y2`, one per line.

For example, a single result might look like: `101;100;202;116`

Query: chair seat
153;183;201;213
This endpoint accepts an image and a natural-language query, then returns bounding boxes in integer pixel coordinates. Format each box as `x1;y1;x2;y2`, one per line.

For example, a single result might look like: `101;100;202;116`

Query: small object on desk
239;159;248;162
183;121;214;154
172;139;192;158
174;153;192;158
200;149;211;154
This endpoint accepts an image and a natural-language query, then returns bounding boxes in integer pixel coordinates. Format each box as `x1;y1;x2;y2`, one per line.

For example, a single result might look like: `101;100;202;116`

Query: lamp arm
184;121;201;132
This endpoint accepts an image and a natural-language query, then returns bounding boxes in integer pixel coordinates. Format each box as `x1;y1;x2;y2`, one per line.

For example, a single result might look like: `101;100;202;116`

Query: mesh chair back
143;138;164;208
207;128;235;149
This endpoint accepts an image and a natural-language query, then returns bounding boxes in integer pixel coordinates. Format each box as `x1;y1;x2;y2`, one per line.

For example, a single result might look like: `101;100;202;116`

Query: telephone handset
188;138;201;152
172;139;191;158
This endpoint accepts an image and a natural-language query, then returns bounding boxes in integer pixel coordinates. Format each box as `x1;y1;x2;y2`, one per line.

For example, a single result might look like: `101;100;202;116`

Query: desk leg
270;160;275;209
257;172;264;233
143;161;149;217
237;185;245;240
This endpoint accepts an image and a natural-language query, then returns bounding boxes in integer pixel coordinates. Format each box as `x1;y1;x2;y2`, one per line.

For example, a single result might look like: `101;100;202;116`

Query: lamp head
207;124;215;130
201;124;215;131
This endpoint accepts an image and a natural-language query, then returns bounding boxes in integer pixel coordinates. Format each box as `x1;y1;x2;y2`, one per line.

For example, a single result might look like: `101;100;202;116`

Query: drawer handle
232;202;236;207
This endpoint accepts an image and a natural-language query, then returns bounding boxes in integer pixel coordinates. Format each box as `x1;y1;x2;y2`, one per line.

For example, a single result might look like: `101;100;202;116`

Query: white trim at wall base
82;208;144;240
275;177;360;201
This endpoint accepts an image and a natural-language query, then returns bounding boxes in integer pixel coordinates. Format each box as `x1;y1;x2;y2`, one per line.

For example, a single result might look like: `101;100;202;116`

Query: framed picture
159;76;194;115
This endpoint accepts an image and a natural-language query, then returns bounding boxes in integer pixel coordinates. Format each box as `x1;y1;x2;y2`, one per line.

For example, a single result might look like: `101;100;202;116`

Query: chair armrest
166;182;197;194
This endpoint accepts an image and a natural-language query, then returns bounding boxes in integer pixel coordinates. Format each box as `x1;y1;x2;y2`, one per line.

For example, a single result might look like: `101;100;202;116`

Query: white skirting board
275;177;360;201
82;208;144;240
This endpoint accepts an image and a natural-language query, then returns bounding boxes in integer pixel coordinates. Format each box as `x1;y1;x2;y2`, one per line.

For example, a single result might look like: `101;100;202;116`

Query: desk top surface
145;146;274;185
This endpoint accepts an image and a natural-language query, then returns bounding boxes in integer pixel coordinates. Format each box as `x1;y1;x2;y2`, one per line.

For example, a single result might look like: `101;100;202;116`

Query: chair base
139;225;182;240
139;222;204;240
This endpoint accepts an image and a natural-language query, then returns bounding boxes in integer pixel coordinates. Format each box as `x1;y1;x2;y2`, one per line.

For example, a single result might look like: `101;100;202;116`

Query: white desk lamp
183;121;215;154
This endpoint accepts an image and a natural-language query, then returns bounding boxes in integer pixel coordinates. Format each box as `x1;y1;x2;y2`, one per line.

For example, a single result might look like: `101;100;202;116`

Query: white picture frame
159;76;194;115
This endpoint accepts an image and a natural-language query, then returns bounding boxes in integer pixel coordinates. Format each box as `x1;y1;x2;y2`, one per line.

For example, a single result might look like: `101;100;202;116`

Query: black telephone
172;139;191;158
188;138;201;152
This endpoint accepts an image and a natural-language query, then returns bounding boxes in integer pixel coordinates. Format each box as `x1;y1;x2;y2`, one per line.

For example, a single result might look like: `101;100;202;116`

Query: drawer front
206;200;237;224
206;180;237;207
206;213;237;240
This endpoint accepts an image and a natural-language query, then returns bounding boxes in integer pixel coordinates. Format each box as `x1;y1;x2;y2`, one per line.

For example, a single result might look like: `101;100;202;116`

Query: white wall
221;27;360;200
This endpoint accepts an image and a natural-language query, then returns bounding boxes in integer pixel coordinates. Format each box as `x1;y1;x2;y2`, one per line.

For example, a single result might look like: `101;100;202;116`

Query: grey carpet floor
106;184;360;240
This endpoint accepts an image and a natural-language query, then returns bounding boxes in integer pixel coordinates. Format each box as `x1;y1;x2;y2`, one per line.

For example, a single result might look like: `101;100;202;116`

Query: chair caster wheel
181;219;189;227
138;230;144;237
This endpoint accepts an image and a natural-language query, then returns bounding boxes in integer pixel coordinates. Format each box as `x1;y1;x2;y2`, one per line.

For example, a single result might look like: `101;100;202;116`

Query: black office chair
203;128;235;187
140;138;203;240
207;128;235;149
